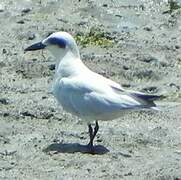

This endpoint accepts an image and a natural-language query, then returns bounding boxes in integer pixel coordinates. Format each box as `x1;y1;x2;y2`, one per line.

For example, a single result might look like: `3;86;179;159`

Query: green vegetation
163;0;181;14
75;28;114;47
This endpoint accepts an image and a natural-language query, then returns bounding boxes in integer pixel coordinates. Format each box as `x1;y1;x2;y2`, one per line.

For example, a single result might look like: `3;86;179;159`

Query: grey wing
69;91;128;117
60;77;160;120
61;78;142;119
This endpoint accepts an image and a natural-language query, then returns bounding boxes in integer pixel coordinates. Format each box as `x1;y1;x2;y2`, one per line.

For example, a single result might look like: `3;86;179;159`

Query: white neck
54;50;88;79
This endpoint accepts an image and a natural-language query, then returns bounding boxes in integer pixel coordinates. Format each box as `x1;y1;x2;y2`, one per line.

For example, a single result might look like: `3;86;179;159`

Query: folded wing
59;76;160;120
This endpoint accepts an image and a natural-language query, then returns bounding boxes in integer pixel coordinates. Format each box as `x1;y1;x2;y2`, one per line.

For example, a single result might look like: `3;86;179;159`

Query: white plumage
25;31;160;151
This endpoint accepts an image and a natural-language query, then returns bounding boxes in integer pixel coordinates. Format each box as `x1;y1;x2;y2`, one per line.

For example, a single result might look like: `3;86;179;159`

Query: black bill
24;42;46;51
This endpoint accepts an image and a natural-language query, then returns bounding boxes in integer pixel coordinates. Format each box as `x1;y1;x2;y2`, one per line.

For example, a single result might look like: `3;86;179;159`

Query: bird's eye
48;37;66;48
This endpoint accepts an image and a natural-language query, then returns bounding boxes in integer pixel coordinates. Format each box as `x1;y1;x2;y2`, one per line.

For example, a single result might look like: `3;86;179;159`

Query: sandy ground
0;0;181;179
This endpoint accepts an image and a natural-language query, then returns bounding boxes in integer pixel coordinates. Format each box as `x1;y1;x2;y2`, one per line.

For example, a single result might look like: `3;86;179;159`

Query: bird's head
25;31;79;59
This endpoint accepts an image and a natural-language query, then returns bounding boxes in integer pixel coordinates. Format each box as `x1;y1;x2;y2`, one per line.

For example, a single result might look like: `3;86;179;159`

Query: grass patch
163;0;181;14
75;28;114;47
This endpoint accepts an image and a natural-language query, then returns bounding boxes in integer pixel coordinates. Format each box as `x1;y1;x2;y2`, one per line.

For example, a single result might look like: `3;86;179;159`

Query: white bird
25;31;161;152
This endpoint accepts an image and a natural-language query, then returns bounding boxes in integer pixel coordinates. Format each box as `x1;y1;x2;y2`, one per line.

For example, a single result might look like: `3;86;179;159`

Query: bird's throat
54;51;83;79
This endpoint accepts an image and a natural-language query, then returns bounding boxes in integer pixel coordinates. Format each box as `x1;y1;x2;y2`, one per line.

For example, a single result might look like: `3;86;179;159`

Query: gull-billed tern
25;31;161;152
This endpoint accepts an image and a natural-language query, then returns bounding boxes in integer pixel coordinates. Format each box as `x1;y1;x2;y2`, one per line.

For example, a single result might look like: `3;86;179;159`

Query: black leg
93;121;99;138
88;124;94;147
87;121;99;151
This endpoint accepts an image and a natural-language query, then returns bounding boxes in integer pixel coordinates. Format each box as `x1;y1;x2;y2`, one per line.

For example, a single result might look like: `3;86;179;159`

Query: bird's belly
84;109;127;121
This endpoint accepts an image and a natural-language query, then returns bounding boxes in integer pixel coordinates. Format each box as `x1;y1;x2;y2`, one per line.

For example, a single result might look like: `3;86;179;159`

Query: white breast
52;78;80;116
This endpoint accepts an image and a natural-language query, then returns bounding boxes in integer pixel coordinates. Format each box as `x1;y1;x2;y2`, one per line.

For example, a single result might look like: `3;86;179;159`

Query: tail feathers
131;92;164;108
131;93;162;102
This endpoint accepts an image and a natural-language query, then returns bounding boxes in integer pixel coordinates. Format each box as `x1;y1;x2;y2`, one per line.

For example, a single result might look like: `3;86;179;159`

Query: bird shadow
43;142;109;155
